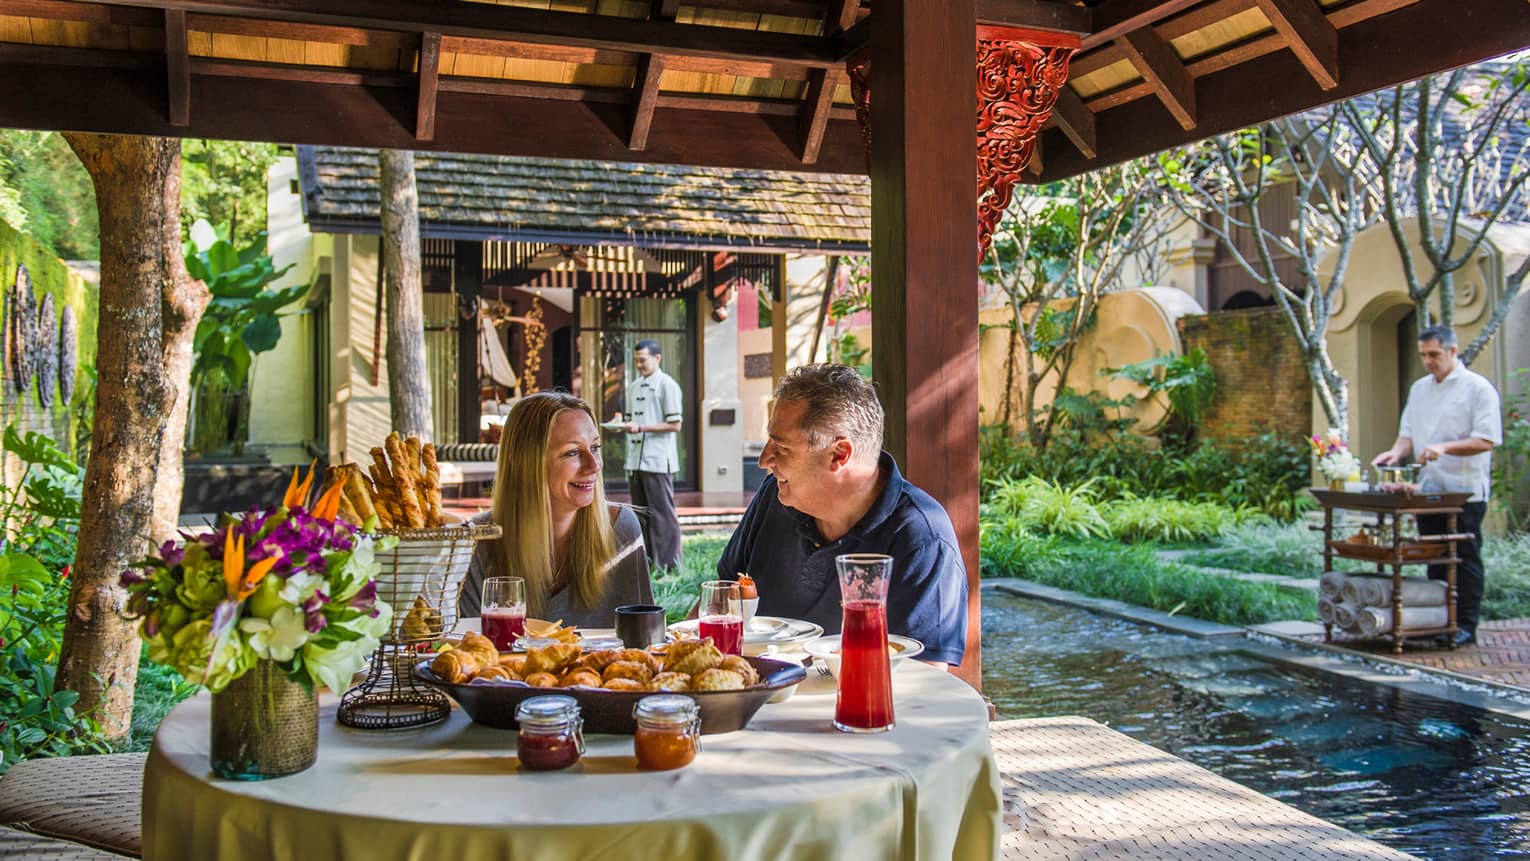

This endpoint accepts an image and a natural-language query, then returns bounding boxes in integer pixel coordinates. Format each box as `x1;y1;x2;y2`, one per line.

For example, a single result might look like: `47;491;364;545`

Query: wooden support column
868;0;982;688
455;240;482;444
164;9;189;125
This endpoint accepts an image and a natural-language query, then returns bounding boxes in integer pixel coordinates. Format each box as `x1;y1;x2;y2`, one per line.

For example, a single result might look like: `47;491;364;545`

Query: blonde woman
459;392;652;626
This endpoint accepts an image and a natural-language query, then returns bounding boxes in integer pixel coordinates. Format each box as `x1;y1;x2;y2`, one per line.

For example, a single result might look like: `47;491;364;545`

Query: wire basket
338;521;501;730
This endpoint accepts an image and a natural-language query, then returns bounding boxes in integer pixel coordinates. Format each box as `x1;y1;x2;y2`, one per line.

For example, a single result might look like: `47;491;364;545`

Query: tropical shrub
0;426;108;773
987;476;1111;539
1179;520;1324;579
1103;496;1246;543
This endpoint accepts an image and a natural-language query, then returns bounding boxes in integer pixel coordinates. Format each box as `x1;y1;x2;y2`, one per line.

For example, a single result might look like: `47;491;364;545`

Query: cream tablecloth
142;662;1000;861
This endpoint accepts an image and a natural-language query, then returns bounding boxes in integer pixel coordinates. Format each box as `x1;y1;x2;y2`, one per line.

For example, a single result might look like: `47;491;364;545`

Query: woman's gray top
456;506;653;628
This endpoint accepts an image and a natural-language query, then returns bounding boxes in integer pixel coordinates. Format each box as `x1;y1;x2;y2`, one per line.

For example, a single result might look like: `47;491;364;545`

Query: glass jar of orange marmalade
633;695;701;771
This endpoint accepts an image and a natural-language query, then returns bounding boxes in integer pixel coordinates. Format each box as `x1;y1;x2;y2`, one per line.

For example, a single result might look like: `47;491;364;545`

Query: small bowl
801;635;924;679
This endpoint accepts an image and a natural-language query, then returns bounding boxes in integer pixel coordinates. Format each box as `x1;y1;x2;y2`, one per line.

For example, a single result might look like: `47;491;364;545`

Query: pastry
612;648;660;674
476;665;514;682
693;668;746;691
560;668;603;688
649;672;692;692
578;650;622;673
430;649;480;684
602;660;654;685
498;653;528;675
458;631;501;668
719;655;759;686
602;678;646;691
663;639;724;677
524;672;560;688
400;596;438;641
524;642;582;676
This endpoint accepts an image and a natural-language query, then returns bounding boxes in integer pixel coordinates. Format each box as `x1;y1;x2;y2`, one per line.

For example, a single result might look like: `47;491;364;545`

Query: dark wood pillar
455;240;482;444
869;1;982;688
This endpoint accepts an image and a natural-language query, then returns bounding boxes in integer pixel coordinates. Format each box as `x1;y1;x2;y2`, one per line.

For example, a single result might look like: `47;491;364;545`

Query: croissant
560;668;603;688
602;660;653;685
458;631;501;668
477;665;514;682
602;678;646;691
525;642;582;676
431;649;481;684
649;672;692;692
664;639;724;677
719;655;759;686
693;668;746;691
498;653;528;675
524;672;560;688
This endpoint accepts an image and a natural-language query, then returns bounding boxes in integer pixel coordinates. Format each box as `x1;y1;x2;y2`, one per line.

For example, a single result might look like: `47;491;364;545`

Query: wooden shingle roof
297;145;870;252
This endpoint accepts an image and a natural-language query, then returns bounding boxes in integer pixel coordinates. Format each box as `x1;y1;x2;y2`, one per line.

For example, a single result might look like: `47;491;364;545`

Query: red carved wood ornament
845;29;1079;264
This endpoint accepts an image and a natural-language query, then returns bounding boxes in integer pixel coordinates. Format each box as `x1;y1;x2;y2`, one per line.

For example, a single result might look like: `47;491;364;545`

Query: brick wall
1178;308;1310;448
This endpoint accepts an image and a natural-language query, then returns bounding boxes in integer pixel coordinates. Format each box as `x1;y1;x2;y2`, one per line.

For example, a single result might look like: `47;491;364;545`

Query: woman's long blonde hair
489;393;618;616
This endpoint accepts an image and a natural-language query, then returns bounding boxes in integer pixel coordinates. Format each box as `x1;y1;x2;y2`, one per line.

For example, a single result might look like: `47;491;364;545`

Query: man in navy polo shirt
718;364;968;668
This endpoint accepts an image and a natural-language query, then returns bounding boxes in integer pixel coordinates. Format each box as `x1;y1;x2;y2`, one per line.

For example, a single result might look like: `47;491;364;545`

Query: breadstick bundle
318;431;446;530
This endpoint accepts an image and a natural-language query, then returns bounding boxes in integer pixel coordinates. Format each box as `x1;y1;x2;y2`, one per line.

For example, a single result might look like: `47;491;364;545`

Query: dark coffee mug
615;604;667;648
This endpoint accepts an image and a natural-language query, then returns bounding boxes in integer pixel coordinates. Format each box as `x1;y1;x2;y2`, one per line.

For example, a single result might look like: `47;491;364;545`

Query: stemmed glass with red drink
834;554;894;733
481;576;526;651
697;580;744;655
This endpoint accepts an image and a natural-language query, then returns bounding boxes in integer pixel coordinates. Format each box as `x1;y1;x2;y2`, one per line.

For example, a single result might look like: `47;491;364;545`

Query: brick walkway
1295;618;1530;691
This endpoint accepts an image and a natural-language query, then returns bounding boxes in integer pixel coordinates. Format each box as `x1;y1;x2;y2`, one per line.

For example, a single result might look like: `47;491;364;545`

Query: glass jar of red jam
516;695;584;771
633;695;701;771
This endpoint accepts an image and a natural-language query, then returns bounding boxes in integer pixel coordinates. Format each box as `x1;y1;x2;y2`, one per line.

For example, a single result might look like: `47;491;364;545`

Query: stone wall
1178;308;1310;448
0;217;98;469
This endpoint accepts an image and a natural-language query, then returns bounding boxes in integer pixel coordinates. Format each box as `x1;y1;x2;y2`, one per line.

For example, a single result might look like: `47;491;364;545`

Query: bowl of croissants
414;632;807;734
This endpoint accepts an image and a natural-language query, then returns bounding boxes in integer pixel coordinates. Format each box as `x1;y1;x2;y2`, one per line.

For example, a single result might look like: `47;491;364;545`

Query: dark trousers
630;470;682;569
1417;501;1487;633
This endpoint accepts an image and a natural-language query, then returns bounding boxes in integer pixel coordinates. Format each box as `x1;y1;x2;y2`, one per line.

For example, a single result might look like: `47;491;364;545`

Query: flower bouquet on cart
1310;429;1361;490
122;465;395;779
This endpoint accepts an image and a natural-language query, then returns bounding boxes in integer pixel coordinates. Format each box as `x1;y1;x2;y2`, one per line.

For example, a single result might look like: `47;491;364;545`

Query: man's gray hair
774;364;883;462
1418;324;1458;348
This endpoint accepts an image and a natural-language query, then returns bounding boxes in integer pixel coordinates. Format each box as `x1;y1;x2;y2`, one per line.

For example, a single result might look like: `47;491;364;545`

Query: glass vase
209;660;318;780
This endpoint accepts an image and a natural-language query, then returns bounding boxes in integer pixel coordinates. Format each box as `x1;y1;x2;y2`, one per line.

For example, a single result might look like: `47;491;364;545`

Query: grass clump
1484;533;1530;620
1179;520;1324;579
1103;496;1246;543
651;533;730;623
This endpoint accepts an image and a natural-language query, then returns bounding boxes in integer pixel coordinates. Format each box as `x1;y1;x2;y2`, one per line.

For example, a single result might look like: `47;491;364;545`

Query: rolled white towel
1319;571;1349;598
1331;601;1360;631
1340;575;1447;608
1318;596;1340;624
1356;605;1450;637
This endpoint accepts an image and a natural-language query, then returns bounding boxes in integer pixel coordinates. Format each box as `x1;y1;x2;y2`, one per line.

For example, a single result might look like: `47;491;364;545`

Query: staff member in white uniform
620;338;684;568
1373;325;1502;647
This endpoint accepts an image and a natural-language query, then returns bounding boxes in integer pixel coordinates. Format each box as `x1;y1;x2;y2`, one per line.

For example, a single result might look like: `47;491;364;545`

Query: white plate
667;615;824;655
801;634;925;678
599;421;625;430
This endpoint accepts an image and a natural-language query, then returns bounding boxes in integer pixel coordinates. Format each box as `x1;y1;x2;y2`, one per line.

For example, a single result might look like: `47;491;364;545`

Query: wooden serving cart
1311;488;1473;653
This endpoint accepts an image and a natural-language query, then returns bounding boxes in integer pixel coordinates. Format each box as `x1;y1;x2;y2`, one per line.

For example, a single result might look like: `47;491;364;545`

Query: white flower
239;606;311;662
301;603;392;692
278;570;326;606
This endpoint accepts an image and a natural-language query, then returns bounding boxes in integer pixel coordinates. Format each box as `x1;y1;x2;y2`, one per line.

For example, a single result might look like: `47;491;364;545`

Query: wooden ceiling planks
0;0;1523;178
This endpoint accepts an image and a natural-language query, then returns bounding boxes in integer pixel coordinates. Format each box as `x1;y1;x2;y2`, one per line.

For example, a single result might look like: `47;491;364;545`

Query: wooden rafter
1116;27;1195;129
415;32;441;141
628;53;666;150
164;8;189;126
1254;0;1339;90
831;0;859;32
1082;0;1202;50
75;0;848;68
1049;85;1096;158
797;66;841;163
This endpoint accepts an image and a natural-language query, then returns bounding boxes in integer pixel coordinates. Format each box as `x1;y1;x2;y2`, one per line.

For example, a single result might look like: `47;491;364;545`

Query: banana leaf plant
184;219;307;456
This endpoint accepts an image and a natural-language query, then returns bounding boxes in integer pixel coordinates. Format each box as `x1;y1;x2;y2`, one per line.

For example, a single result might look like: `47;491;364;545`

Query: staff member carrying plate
717;364;968;670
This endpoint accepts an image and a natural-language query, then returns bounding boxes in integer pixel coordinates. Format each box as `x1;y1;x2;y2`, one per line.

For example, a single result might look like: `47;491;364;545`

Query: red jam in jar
633;695;701;771
516;695;584;771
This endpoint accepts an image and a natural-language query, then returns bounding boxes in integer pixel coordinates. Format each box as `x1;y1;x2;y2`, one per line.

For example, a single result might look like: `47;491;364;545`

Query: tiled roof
296;146;870;252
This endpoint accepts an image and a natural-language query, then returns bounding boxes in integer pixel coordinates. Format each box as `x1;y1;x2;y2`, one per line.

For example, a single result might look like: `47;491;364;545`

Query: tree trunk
379;149;433;439
58;133;207;739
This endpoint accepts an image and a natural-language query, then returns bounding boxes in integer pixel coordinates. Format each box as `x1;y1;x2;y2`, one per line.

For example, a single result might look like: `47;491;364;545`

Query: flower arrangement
1310;429;1361;483
121;465;395;693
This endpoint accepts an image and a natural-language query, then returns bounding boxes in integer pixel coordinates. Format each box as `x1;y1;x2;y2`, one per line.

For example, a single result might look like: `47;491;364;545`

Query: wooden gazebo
4;0;1527;686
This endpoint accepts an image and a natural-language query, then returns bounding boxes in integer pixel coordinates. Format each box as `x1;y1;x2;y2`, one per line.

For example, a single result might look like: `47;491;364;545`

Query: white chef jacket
1398;362;1503;502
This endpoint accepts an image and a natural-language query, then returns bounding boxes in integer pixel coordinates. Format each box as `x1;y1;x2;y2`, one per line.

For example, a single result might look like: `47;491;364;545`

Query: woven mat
0;753;145;858
993;717;1417;860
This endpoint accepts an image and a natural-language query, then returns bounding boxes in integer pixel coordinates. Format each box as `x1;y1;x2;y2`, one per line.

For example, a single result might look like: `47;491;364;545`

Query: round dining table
142;658;1001;860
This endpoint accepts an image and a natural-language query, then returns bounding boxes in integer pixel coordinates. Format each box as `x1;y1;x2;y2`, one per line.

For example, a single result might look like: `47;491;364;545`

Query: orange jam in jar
633;695;701;771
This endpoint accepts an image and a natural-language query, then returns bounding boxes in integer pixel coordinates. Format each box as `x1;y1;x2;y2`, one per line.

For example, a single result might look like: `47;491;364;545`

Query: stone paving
1286;617;1530;692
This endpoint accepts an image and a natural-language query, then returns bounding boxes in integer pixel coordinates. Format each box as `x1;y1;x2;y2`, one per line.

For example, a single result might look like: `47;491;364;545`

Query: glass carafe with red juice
834;554;894;733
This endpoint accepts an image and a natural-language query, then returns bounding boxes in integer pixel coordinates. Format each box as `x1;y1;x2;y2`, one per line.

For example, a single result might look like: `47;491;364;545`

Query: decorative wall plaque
58;305;76;405
35;293;57;409
8;264;34;395
743;352;773;379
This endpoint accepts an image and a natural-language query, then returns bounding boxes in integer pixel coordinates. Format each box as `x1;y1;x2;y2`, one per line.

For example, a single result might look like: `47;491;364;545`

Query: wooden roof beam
1050;85;1096;158
628;53;666;150
975;0;1093;35
164;9;189;126
1255;0;1339;90
797;66;841;163
1082;0;1202;50
81;0;846;68
830;0;858;33
1117;27;1196;129
416;31;440;141
652;0;680;20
